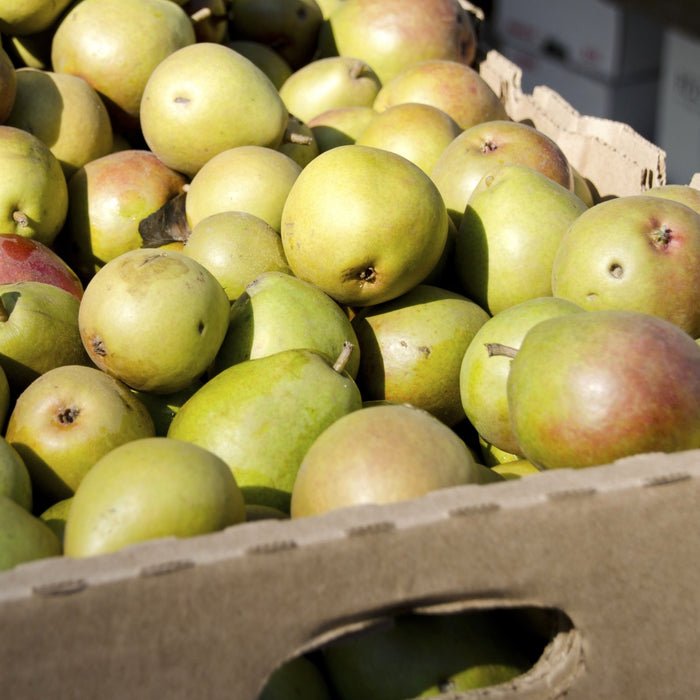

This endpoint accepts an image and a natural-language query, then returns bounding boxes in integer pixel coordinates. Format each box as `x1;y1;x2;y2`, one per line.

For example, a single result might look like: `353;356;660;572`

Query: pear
0;493;62;572
225;40;293;90
643;183;700;214
431;120;574;229
168;346;363;513
460;297;585;457
0;0;73;35
228;0;324;70
318;0;477;85
373;59;508;131
185;145;302;233
51;0;196;128
307;106;377;152
280;144;449;307
182;211;291;302
0;281;91;396
39;496;72;544
352;284;490;426
455;163;589;315
0;125;68;247
290;402;491;518
355;102;462;175
0;435;33;512
183;0;229;43
278;114;319;169
214;270;361;379
278;56;382;125
131;379;204;437
6;68;114;180
78;248;231;394
260;655;332;700
492;459;542;481
63;437;246;558
140;42;289;178
0;46;16;122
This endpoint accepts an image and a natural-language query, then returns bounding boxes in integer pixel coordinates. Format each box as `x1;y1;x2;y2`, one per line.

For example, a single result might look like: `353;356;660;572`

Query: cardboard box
499;42;658;141
655;27;700;186
492;0;663;80
3;51;699;700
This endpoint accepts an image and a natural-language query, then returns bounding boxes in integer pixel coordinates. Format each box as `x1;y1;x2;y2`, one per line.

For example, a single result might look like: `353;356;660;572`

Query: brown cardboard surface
2;49;699;700
2;451;700;699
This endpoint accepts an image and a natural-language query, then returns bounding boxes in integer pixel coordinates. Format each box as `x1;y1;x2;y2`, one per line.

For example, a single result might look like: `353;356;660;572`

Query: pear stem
13;210;28;228
190;7;212;22
284;131;314;145
333;341;354;373
485;342;518;359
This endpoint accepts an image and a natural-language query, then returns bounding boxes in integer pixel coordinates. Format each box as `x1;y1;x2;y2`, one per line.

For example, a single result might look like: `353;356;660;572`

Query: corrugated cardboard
2;50;700;700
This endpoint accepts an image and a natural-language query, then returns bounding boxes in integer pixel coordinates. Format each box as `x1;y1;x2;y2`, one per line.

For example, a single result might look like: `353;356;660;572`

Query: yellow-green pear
185;145;302;232
278;114;319;169
279;56;381;125
455;163;588;315
225;40;293;90
140;42;289;177
307;105;377;152
51;0;196;128
39;496;73;545
0;435;32;511
213;270;361;379
492;459;541;480
643;183;700;214
78;248;231;394
290;402;485;518
352;284;490;426
168;347;363;513
63;437;246;558
280;144;449;307
6;68;114;180
0;125;68;246
0;0;73;35
182;211;291;302
0;493;62;572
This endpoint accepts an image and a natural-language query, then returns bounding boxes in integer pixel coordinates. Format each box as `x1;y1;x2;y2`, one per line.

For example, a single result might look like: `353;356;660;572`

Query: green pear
168;347;363;513
78;248;231;394
0;46;17;122
278;114;320;169
373;59;508;131
131;379;204;437
641;183;700;215
0;435;33;511
213;270;361;379
431;120;574;229
51;0;196;128
0;281;91;396
140;42;289;178
228;0;324;70
225;40;293;90
321;609;533;699
317;0;477;85
352;284;490;426
506;309;700;470
0;125;68;247
491;459;541;481
5;364;155;508
65;149;188;280
355;102;462;175
39;496;73;544
278;56;382;125
307;105;377;152
182;212;291;302
6;27;53;70
455;163;589;315
280;144;449;307
460;297;585;456
551;195;700;337
6;68;114;180
477;435;522;467
260;655;332;700
184;0;229;43
63;437;246;558
0;363;9;430
185;145;302;233
0;493;62;572
0;0;73;35
290;403;488;518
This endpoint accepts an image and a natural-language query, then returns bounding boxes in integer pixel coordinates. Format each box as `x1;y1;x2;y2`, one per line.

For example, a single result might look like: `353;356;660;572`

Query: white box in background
656;28;700;186
500;42;659;141
493;0;663;80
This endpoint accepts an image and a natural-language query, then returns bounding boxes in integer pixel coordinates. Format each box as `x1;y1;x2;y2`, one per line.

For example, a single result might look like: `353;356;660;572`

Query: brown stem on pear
190;7;212;23
485;342;518;359
333;341;354;373
13;210;29;228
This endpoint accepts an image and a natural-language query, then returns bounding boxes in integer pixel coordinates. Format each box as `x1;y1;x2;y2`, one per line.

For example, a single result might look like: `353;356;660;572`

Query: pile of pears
2;1;700;695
